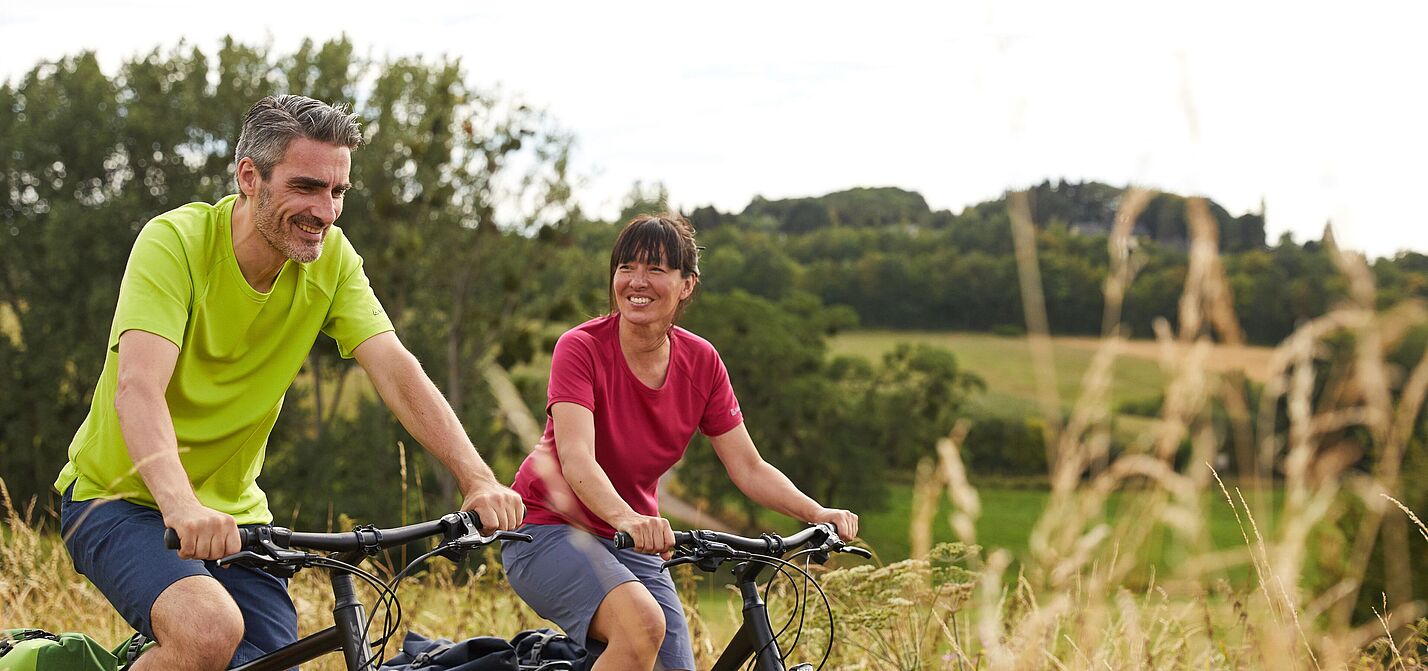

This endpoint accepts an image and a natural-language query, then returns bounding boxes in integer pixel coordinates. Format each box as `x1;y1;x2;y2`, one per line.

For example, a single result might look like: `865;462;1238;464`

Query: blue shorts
59;486;297;668
501;524;695;671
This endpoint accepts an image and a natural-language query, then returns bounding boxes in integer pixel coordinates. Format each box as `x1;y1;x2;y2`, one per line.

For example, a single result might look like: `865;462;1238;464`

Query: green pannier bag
0;629;149;671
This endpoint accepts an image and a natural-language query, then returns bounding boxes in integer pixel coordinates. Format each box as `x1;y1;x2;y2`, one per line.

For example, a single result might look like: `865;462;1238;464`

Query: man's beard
253;186;325;264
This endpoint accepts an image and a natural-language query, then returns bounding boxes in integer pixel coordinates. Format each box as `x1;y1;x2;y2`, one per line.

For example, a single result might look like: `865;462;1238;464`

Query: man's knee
149;576;244;665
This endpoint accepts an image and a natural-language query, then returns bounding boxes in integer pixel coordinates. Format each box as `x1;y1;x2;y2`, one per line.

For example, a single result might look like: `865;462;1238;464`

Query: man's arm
115;329;240;559
353;332;523;531
708;422;859;539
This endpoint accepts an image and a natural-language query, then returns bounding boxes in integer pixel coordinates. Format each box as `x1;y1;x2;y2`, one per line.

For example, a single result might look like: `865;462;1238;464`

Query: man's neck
230;195;286;293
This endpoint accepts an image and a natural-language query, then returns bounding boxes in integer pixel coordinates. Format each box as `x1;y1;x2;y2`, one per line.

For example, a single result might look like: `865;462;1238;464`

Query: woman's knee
592;582;667;652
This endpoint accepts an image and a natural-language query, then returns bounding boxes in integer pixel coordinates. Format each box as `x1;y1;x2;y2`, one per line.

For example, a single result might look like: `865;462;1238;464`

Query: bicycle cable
743;556;796;671
763;557;805;665
743;552;837;671
306;555;403;670
361;540;480;670
735;554;821;671
785;546;843;671
388;544;448;588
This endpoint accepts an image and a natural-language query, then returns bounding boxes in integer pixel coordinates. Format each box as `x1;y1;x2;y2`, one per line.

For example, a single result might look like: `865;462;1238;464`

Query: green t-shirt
54;194;394;524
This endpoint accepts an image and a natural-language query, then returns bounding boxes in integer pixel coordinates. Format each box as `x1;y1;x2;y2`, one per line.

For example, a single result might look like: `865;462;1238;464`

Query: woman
502;213;858;671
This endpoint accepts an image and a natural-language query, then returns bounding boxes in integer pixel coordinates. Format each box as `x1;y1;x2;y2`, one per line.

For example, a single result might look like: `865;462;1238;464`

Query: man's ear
236;157;260;198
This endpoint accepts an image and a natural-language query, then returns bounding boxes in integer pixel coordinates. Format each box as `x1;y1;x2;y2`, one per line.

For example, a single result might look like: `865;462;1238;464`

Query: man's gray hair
234;95;362;179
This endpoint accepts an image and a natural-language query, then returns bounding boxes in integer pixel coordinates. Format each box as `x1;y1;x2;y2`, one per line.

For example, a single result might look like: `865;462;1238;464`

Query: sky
3;1;1426;257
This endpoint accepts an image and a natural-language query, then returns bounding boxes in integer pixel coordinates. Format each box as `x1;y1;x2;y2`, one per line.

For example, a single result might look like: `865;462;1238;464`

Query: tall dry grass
871;191;1428;670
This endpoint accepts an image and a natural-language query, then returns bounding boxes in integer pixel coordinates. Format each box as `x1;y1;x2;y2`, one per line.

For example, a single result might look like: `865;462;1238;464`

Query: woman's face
612;257;696;329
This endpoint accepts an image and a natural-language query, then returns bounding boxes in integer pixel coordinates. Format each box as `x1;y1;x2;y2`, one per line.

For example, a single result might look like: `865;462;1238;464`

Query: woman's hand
616;513;676;557
810;507;859;540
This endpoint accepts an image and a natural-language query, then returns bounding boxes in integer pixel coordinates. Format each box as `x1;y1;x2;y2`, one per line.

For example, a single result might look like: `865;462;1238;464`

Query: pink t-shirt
512;314;744;538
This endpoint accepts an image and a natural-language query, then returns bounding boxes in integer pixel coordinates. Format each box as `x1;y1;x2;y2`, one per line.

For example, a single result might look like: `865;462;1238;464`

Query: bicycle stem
330;551;374;670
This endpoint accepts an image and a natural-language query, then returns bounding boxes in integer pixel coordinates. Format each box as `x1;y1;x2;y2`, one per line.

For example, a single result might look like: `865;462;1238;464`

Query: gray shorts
501;524;694;671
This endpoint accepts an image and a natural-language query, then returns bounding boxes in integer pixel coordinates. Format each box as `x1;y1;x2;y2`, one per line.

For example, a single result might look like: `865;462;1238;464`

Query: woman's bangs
612;220;682;270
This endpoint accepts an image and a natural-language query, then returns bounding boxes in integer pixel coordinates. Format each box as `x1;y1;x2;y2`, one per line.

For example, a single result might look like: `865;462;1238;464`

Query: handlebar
164;511;528;555
613;522;871;570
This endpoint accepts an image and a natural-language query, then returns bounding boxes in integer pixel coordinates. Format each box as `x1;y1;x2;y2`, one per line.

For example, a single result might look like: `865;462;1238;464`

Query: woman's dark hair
608;213;701;321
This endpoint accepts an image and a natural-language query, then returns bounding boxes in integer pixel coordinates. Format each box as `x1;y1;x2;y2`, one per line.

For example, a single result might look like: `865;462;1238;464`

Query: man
53;95;524;670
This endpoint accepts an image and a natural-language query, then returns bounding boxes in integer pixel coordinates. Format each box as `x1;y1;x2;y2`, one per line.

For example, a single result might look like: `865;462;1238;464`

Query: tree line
688;182;1428;345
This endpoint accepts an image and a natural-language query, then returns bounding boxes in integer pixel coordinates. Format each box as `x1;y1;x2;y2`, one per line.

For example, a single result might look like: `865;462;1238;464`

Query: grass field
742;481;1288;582
826;330;1273;420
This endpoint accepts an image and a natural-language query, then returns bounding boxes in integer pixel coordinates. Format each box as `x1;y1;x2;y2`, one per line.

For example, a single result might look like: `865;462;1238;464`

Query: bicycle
614;522;871;671
161;511;532;671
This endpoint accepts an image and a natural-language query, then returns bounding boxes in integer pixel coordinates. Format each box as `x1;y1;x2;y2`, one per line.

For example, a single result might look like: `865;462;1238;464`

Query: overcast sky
3;1;1425;257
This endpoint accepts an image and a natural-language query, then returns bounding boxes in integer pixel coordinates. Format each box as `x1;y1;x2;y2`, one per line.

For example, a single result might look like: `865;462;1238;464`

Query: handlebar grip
164;527;253;550
612;531;633;549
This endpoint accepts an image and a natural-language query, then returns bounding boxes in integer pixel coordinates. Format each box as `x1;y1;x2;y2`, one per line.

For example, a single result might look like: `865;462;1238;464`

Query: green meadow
828;330;1176;418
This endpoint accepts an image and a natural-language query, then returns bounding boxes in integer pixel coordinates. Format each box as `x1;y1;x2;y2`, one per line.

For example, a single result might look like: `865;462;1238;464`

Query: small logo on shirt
730;405;741;417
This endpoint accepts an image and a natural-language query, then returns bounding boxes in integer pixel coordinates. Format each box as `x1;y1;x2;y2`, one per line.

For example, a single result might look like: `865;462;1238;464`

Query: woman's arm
709;422;860;539
550;402;675;554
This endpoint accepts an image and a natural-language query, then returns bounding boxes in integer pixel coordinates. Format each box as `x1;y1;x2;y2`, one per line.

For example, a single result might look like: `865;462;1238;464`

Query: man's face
249;137;353;264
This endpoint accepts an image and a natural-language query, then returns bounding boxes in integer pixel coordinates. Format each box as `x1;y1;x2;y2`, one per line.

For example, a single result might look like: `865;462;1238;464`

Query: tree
675;291;980;523
0;39;583;522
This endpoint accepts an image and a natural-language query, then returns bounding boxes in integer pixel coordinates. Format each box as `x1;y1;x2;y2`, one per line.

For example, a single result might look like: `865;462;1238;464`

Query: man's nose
310;196;338;224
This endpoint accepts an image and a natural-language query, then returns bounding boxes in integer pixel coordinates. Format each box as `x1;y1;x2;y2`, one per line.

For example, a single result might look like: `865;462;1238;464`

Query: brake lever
842;545;873;559
809;538;872;564
216;549;272;569
437;529;534;561
495;530;534;544
661;555;697;571
217;545;314;579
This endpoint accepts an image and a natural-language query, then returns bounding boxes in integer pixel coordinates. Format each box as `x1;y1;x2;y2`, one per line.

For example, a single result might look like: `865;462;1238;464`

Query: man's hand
809;507;859;541
459;480;525;533
164;502;241;560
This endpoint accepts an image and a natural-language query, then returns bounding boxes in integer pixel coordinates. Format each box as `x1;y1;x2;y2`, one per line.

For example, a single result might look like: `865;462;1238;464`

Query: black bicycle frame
711;559;790;671
231;550;375;671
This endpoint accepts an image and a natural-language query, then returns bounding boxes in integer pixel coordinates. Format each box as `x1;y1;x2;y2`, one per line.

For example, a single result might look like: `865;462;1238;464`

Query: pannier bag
0;629;148;671
380;628;589;671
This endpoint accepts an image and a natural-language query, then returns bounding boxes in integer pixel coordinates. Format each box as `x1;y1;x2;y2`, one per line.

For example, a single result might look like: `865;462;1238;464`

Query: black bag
511;630;588;670
380;629;588;671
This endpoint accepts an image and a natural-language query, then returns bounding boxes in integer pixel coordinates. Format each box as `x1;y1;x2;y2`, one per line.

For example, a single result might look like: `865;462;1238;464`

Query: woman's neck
618;316;670;359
